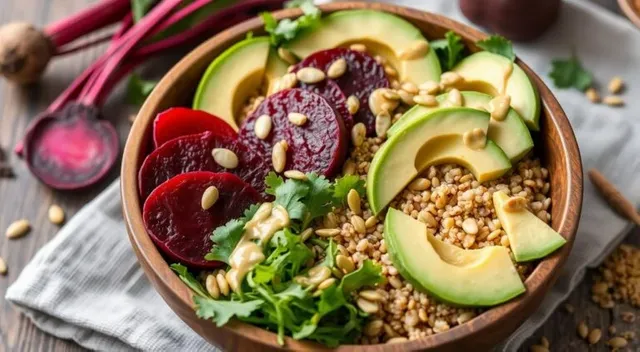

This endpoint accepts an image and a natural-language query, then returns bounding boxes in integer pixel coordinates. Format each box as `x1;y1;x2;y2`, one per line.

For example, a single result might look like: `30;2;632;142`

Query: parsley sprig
260;0;321;46
476;35;515;61
549;54;593;91
431;31;465;71
173;171;379;346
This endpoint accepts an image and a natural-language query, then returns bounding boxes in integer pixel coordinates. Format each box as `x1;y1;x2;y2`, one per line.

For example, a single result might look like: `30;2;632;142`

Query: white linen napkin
6;0;640;351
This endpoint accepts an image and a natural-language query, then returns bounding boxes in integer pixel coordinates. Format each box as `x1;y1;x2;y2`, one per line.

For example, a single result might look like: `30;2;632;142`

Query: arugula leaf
205;219;245;264
273;179;309;221
549;55;593;91
318;284;347;315
126;74;157;106
253;264;277;284
333;175;365;205
131;0;156;23
170;263;209;298
260;0;321;46
476;35;515;61
274;283;308;300
266;229;313;280
340;260;384;294
318;239;337;268
431;31;465;71
195;296;263;326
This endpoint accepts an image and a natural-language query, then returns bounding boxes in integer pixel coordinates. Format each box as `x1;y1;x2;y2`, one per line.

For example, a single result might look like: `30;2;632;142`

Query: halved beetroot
297;80;353;131
143;171;260;269
153;108;236;148
138;131;269;199
294;48;389;135
238;88;347;177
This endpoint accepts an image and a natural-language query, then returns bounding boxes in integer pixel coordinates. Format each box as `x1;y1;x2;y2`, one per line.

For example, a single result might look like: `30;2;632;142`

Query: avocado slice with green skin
385;208;526;307
286;9;441;85
493;191;566;262
388;91;534;162
451;52;541;131
367;107;512;214
193;37;288;130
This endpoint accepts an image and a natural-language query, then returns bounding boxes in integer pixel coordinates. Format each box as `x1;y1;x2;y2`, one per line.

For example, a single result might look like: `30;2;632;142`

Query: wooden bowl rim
121;2;583;350
618;0;640;29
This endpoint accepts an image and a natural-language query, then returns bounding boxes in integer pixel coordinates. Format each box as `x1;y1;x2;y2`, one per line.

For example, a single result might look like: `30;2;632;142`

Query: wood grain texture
122;2;583;351
0;0;637;352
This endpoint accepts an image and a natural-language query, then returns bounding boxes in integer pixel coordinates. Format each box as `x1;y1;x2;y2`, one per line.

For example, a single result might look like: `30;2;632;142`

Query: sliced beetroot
296;80;353;131
138;131;269;199
143;171;261;269
153;107;237;148
294;48;389;135
238;88;347;177
23;103;119;190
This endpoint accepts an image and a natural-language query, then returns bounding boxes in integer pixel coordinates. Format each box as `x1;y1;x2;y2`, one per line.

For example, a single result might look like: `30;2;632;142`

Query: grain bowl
122;2;583;350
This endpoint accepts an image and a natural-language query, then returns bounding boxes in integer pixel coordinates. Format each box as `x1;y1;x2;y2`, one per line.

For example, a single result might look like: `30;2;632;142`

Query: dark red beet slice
297;80;353;131
23;103;118;190
294;48;389;135
153;108;237;148
138;131;269;199
143;171;261;269
238;88;347;177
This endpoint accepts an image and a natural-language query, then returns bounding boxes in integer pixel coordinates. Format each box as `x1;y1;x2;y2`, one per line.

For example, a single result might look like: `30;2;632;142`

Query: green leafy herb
195;296;264;326
260;0;321;46
205;219;245;264
126;74;157;106
170;263;209;298
431;31;465;71
476;35;515;61
549;55;593;91
318;239;337;268
333;175;365;206
304;173;335;220
340;260;384;294
265;172;285;195
131;0;156;23
273;178;309;221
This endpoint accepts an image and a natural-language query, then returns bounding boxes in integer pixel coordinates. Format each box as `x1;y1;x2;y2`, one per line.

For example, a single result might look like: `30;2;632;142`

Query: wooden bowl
121;2;583;350
618;0;640;29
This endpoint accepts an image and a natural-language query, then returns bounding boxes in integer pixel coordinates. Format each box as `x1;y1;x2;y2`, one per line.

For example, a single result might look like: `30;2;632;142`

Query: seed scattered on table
48;204;65;225
587;328;602;344
529;345;549;352
585;87;600;103
608;336;628;348
6;219;30;239
577;321;589;339
607;76;624;94
0;257;7;275
603;96;624;107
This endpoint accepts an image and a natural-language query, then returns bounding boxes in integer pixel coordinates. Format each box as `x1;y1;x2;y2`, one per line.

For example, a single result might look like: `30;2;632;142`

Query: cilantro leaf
340;260;384;294
549;55;593;91
304;173;335;220
431;31;465;71
265;171;284;195
273;179;309;221
126;73;157;106
170;263;209;298
205;219;245;264
261;0;321;46
195;296;263;326
333;175;365;205
476;35;515;61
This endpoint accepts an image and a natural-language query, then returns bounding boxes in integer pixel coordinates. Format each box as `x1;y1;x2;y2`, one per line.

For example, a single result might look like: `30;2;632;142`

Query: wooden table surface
0;0;637;351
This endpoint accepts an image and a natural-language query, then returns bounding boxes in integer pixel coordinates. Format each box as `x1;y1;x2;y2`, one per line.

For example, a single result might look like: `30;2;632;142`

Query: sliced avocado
286;9;441;85
493;191;566;262
367;107;511;214
193;37;288;130
451;52;541;131
385;208;526;306
265;47;290;95
388;91;534;162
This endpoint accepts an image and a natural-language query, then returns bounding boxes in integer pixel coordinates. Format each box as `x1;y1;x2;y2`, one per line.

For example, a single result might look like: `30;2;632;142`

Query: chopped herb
195;296;264;326
340;259;384;294
126;73;157;106
333;175;365;206
549;55;593;91
431;31;465;71
260;0;321;46
170;263;209;298
476;35;515;61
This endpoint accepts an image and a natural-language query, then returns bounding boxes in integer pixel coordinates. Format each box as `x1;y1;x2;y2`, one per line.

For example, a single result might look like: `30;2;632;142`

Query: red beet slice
153;107;237;148
23;103;118;190
294;48;389;135
143;171;261;269
238;88;347;177
138;131;269;199
297;80;353;131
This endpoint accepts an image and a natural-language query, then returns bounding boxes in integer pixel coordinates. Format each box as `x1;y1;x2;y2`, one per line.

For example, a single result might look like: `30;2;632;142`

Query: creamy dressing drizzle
226;202;290;293
500;62;514;95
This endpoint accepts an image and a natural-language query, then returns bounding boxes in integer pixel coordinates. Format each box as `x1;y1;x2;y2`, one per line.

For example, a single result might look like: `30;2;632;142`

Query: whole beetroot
0;22;54;84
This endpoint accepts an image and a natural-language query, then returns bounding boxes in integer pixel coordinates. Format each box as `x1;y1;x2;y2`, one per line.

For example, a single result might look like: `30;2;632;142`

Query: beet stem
55;32;116;56
45;0;131;49
80;0;185;105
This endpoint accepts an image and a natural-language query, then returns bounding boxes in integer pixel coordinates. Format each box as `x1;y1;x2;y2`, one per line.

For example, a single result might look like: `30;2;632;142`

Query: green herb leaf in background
476;35;515;61
260;0;321;46
170;263;209;298
126;73;157;106
549;55;593;91
431;31;465;71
